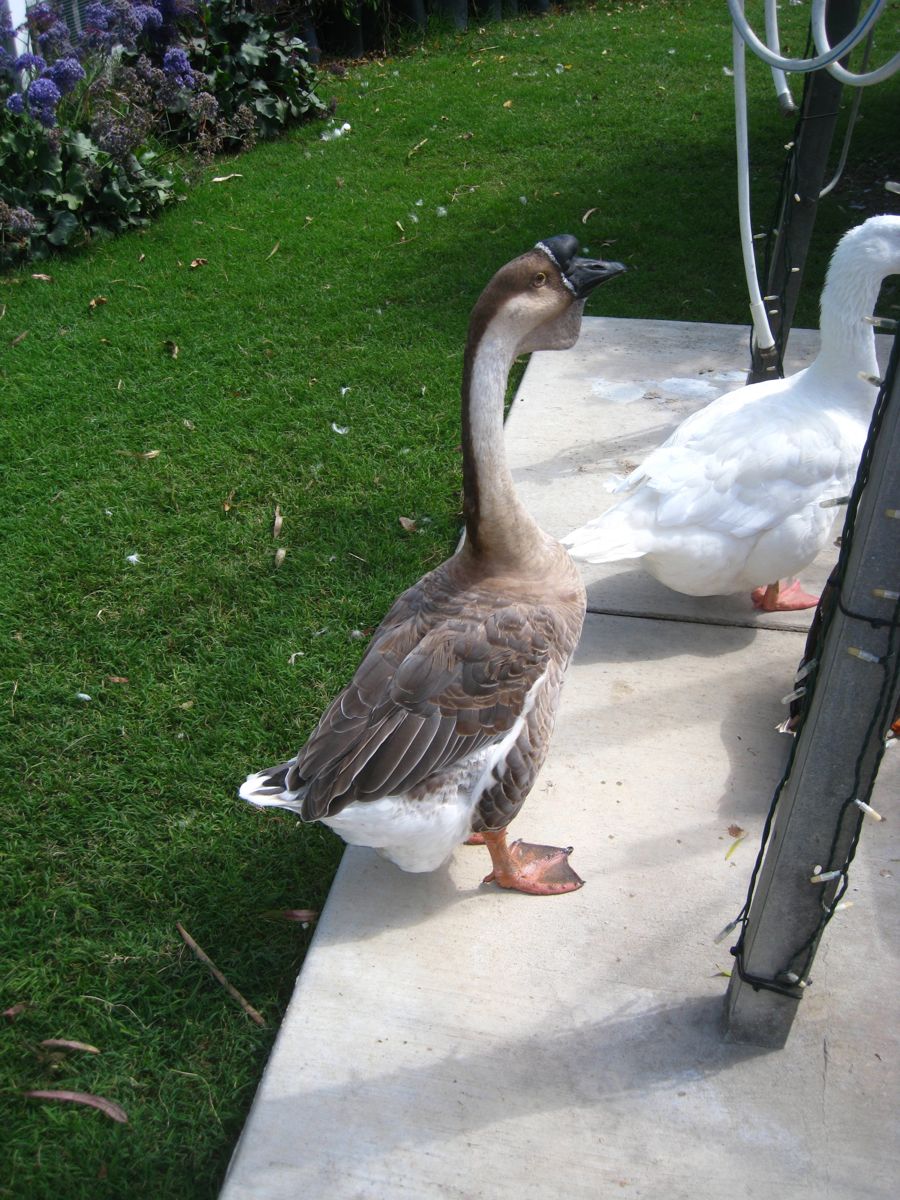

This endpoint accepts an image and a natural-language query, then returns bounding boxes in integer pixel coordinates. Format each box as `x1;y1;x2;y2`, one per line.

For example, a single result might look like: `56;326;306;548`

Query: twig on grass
175;922;266;1027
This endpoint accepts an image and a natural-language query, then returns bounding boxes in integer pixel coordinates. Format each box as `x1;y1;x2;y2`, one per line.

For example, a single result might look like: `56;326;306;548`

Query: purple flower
47;56;86;96
83;2;113;27
28;77;62;107
81;1;117;50
14;53;48;74
8;206;37;233
38;20;75;58
26;2;56;31
162;46;194;88
6;93;26;115
26;76;62;127
134;4;163;32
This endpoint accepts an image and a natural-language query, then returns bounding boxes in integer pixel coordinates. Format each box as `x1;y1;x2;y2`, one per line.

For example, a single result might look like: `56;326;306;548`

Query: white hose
810;2;900;85
819;31;873;197
765;0;796;114
730;0;898;359
733;11;775;351
728;0;886;76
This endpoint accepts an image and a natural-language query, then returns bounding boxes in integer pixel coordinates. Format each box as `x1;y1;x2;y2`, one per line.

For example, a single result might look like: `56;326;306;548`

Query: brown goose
240;235;625;894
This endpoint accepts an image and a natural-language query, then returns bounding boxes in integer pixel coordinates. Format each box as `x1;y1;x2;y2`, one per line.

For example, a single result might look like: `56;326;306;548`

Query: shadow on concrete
235;994;771;1169
573;598;759;661
583;570;815;634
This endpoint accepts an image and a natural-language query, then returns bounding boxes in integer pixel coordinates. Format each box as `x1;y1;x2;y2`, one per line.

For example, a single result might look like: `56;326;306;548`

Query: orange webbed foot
752;580;820;612
481;831;584;896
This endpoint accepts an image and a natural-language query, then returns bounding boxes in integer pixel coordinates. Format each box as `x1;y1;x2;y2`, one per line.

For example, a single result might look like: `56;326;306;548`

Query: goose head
831;213;900;278
817;214;900;376
467;234;626;360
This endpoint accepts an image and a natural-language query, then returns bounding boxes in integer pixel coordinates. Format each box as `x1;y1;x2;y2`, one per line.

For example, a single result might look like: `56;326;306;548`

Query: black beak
537;233;626;300
565;256;627;299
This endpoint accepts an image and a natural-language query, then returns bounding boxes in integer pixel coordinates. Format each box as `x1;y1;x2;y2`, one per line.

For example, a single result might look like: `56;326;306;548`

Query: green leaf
68;131;98;161
238;41;266;68
45;209;79;246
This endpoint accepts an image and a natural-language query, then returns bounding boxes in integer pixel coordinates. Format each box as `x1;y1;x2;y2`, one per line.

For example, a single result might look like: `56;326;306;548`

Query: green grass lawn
1;3;897;1195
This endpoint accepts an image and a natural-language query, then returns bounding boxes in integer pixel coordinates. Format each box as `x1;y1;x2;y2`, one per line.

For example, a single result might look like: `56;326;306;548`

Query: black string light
754;27;874;379
722;334;900;999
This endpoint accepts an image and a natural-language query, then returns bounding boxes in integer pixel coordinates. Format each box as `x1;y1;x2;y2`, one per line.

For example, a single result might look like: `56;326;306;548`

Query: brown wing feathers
291;570;564;822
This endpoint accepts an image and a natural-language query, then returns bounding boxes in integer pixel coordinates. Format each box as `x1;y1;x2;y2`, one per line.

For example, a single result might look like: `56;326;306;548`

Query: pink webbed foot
480;830;584;896
752;580;820;612
465;832;487;846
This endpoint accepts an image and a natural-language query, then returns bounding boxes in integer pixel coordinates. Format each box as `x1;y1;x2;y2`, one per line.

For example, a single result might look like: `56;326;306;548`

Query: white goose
563;214;900;611
241;236;625;894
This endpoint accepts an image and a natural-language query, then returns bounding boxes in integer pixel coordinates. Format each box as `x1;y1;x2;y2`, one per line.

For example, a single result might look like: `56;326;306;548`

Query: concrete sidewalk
221;319;898;1200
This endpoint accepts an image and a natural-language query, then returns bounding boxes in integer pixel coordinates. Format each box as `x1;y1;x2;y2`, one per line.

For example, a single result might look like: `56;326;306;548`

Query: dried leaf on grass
502;99;513;108
190;258;208;269
39;1038;100;1055
24;1090;128;1123
398;516;417;532
263;909;319;924
265;241;280;260
164;340;179;359
581;207;599;224
272;505;283;539
176;922;266;1027
106;675;128;684
117;448;160;460
31;273;53;282
274;547;287;569
3;1002;28;1021
407;137;428;159
10;330;28;346
222;490;236;512
88;296;108;311
212;173;243;183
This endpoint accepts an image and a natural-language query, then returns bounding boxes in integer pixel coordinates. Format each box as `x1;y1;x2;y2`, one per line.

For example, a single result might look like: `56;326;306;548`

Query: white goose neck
814;238;883;381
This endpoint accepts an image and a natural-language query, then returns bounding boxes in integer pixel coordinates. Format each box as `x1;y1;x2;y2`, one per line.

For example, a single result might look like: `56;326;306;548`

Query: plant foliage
0;0;322;266
181;3;324;141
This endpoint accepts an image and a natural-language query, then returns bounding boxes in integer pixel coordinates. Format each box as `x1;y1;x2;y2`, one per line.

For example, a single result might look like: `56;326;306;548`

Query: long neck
460;326;545;566
812;242;882;386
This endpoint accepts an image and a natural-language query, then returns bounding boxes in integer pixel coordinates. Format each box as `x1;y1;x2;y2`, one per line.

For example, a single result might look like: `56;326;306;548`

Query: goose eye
532;271;547;288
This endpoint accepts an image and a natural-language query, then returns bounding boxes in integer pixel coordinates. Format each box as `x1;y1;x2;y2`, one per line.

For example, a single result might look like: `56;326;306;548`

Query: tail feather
239;761;306;813
562;512;646;564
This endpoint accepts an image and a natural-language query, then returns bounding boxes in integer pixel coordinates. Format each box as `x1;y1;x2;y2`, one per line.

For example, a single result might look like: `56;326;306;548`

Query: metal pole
724;331;900;1046
748;0;862;383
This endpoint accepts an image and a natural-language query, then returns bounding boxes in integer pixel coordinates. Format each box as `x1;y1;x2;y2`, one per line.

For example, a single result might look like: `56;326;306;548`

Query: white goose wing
615;383;847;540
